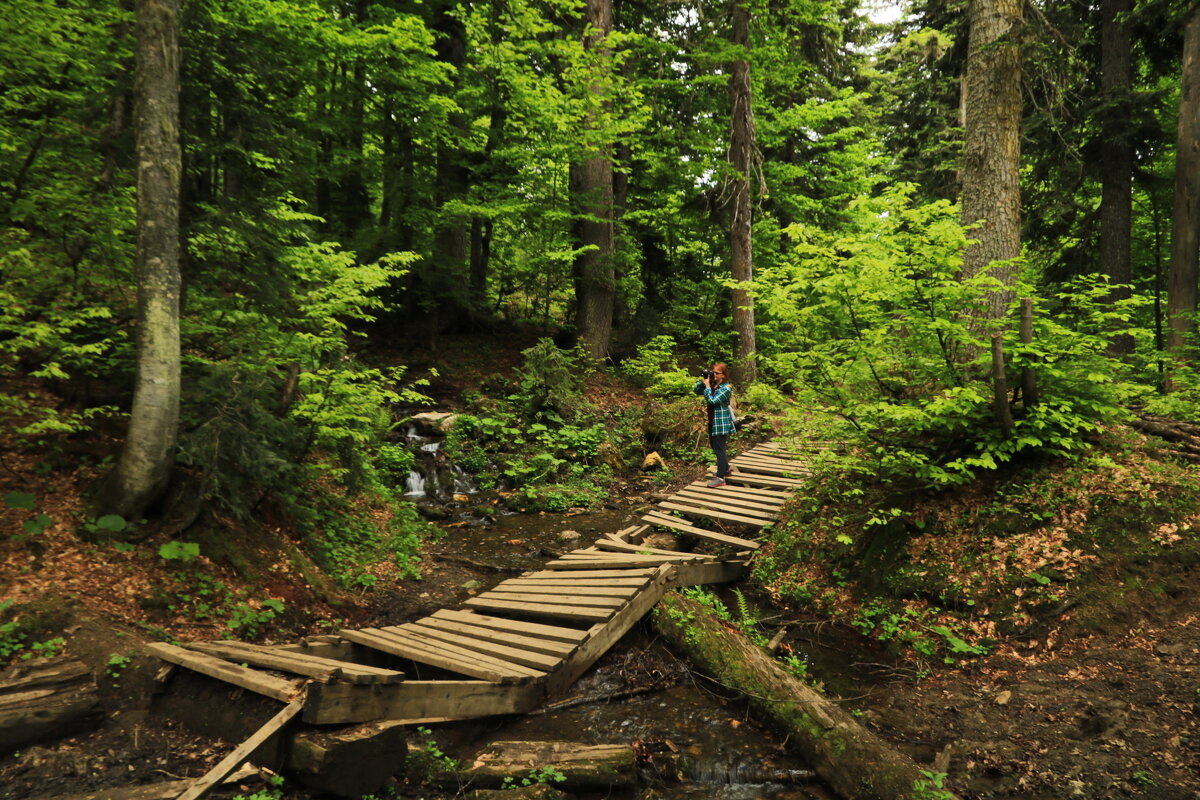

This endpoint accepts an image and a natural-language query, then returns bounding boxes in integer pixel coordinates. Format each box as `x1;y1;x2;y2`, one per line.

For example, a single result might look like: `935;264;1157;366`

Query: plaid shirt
694;380;736;436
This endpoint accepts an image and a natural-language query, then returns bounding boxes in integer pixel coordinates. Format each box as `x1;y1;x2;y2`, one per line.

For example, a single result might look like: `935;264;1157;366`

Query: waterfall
405;470;426;497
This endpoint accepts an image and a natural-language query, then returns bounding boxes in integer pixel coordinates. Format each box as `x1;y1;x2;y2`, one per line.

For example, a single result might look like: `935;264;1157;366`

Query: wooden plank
727;462;808;478
721;471;803;489
338;628;539;684
519;568;659;579
546;565;672;695
366;627;545;679
642;513;760;550
501;577;651;589
592;539;716;559
390;624;562;671
473;591;626;609
464;597;613;622
656;500;774;526
176;695;305;800
431;609;590;642
669;560;750;588
686;480;789;499
145;643;302;702
545;555;701;568
487;582;640;598
303;680;542;725
409;617;576;657
674;488;781;514
555;551;706;563
185;642;404;685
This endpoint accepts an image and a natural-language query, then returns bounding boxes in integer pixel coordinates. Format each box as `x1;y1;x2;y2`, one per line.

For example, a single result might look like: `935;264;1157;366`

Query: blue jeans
710;433;728;478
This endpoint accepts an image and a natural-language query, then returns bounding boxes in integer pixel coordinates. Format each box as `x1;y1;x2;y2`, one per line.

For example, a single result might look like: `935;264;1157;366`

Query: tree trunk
1100;0;1134;354
653;595;958;800
729;0;758;385
1168;6;1200;379
572;0;616;361
0;660;102;751
108;0;183;519
960;0;1023;322
431;4;470;319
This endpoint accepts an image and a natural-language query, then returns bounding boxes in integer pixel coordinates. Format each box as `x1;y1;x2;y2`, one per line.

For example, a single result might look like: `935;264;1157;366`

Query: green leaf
158;541;200;562
94;514;126;532
3;492;35;510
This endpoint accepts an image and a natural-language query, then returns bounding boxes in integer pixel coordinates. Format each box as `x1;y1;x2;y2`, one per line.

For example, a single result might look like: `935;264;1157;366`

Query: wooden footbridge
148;442;810;794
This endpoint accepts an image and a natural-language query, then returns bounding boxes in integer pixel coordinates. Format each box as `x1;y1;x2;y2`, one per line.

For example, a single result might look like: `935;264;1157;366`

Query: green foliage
83;515;127;537
227;599;285;639
0;601;27;661
620;335;696;397
409;726;458;780
105;653;132;681
233;774;285;800
760;185;1147;489
501;765;567;789
158;541;200;563
740;381;788;413
912;770;955;800
513;339;585;419
294;491;429;588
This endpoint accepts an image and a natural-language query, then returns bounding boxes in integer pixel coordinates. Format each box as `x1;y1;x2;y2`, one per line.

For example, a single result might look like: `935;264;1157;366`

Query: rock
641;451;666;471
597;441;624;471
462;580;481;590
995;690;1012;706
558;530;581;542
409;412;459;434
1155;642;1187;657
453;493;471;502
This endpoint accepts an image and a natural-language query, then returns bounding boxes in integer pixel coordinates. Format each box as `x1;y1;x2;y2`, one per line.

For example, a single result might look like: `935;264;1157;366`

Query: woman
694;362;734;487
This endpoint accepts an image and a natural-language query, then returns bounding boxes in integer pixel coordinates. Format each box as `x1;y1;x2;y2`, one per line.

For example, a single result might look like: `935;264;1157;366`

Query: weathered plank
487;582;641;598
303;679;543;725
176;695;306;800
555;551;705;563
409;617;576;657
185;642;404;685
519;568;659;579
656;500;775;527
288;720;407;798
339;628;540;683
500;576;651;588
33;767;264;800
592;538;716;559
464;597;614;622
674;488;782;514
546;565;672;695
472;591;626;608
0;659;102;752
145;643;303;702
721;471;803;489
727;461;808;478
641;512;760;550
668;559;749;588
391;624;561;671
430;609;590;642
686;480;790;500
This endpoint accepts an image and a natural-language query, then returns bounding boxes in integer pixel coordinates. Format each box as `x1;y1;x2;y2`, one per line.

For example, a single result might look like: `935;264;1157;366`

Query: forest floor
3;330;1200;799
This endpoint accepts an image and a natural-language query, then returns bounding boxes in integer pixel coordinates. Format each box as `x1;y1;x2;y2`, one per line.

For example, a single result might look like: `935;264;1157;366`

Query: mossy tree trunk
728;0;757;385
108;0;183;519
1168;6;1200;382
653;594;958;800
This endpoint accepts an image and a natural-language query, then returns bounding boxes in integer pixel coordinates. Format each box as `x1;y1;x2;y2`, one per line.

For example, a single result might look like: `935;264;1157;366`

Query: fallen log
0;659;102;751
652;594;959;800
287;720;408;798
30;765;262;800
451;741;636;791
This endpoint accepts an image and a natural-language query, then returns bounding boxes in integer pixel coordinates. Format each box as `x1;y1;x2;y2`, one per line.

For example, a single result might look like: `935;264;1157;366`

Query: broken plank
368;627;546;679
554;551;706;563
303;680;542;725
145;643;302;702
176;695;306;800
464;597;613;622
656;498;776;521
722;471;803;488
185;642;404;685
390;624;562;671
642;513;760;549
656;501;775;526
501;576;651;588
728;462;809;478
686;480;789;499
592;539;716;559
430;609;590;642
338;628;538;684
545;556;698;569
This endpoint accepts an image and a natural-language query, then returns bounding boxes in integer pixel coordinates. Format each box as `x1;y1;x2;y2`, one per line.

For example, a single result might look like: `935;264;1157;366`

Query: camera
700;368;715;380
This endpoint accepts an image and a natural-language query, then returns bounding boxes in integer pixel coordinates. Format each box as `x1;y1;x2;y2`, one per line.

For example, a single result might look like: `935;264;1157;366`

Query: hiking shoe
707;477;727;488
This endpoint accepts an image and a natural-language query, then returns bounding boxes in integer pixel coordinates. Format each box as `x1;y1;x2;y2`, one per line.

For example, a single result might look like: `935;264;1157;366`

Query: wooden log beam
302;680;543;725
641;512;760;550
145;643;304;702
287;720;408;798
653;594;961;800
0;659;102;752
185;642;404;684
453;741;636;790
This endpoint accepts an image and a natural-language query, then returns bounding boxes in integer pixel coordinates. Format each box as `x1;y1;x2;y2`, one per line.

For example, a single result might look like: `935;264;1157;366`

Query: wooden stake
1020;297;1038;407
991;333;1014;437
